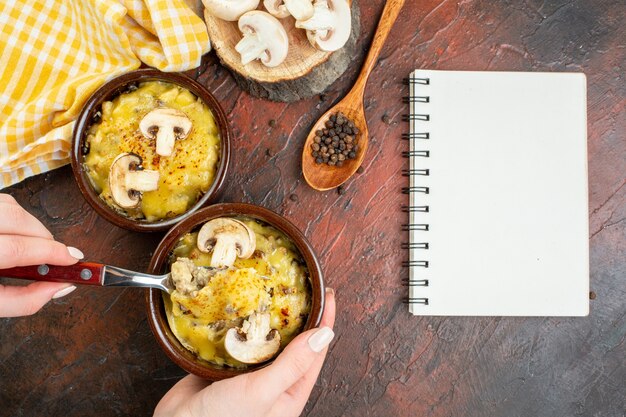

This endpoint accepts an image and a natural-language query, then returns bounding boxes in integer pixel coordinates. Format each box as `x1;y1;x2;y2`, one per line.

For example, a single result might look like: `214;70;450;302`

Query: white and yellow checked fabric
0;0;210;188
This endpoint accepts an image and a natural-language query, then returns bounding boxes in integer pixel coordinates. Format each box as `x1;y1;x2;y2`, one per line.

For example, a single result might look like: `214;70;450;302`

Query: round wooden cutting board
203;0;360;102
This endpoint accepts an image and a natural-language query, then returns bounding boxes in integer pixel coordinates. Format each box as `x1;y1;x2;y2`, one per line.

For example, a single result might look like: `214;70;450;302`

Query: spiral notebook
404;70;589;316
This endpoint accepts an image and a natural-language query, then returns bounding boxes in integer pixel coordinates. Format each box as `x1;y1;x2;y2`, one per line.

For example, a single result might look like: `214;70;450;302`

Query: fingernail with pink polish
52;285;77;299
308;327;334;353
67;246;84;260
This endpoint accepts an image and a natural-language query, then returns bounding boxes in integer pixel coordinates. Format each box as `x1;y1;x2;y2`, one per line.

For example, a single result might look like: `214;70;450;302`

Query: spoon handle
0;262;105;286
351;0;407;98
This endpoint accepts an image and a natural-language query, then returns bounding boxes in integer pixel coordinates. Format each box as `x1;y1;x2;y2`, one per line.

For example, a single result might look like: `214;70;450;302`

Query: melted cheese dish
164;218;311;368
84;81;221;221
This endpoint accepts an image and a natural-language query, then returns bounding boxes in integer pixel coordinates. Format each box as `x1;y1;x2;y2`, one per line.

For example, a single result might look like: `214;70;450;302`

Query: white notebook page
408;70;589;316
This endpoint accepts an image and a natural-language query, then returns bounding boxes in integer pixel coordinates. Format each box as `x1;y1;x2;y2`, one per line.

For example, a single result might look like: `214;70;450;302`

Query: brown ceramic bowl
145;203;325;380
70;69;231;232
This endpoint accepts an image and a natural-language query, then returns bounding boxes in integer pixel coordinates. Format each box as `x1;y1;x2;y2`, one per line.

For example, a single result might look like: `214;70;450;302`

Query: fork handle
0;262;105;286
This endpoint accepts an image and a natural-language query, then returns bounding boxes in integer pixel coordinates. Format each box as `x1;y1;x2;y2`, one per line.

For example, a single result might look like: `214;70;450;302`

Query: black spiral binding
402;76;430;307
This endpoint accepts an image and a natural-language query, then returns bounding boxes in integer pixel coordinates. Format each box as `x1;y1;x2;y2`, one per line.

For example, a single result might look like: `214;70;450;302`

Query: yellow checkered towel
0;0;210;188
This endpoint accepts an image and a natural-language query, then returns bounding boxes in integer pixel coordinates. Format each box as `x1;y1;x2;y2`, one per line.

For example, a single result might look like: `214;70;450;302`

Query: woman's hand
155;288;336;417
0;193;84;317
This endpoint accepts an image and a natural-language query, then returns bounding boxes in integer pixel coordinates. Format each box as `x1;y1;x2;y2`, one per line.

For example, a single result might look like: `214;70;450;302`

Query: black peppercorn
310;111;360;169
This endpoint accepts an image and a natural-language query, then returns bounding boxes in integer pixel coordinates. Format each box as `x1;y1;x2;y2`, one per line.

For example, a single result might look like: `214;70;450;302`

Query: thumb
0;281;76;317
249;325;335;399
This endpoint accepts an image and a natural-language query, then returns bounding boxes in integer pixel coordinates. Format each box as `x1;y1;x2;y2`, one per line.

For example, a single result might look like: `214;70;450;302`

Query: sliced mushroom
197;218;256;268
139;108;192;157
235;11;289;68
295;0;351;52
109;153;159;209
202;0;260;21
224;312;281;364
263;0;289;18
263;0;314;20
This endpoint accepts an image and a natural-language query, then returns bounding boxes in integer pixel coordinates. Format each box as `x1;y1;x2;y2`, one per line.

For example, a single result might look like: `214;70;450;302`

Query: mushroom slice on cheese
139;108;192;157
224;312;281;364
108;153;159;209
197;218;256;268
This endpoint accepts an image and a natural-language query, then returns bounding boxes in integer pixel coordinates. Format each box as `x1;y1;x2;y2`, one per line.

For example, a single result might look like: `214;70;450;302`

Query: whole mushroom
108;153;160;209
224;312;281;364
139;108;192;157
295;0;351;52
235;11;289;68
202;0;260;21
197;218;256;268
263;0;314;20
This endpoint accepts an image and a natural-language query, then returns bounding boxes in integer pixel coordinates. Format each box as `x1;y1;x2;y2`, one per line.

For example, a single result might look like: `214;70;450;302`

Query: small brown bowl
145;203;325;380
70;69;231;232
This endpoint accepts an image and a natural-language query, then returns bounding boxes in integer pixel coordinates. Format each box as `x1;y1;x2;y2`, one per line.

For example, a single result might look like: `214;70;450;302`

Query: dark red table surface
1;1;624;416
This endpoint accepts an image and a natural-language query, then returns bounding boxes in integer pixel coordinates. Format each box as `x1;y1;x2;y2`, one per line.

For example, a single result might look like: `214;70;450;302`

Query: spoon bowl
302;100;369;191
302;0;406;191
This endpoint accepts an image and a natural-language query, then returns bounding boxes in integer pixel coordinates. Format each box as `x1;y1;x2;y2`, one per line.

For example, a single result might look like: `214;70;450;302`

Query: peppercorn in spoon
302;0;406;191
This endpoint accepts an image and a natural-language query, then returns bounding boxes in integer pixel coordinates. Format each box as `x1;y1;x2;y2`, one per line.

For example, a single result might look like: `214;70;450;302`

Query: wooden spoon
302;0;406;191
